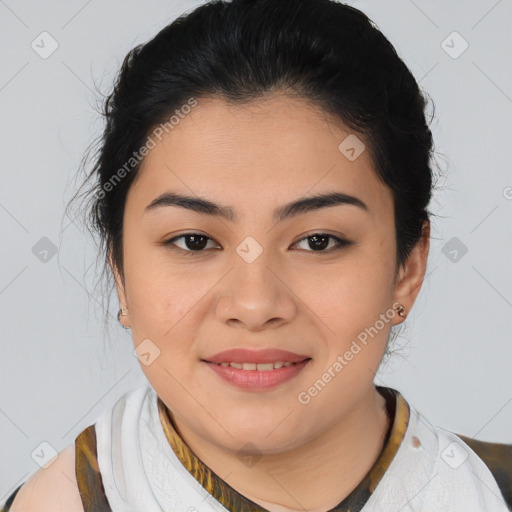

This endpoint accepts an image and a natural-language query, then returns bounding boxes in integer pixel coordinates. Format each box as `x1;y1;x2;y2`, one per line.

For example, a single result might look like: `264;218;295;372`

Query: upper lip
203;348;311;364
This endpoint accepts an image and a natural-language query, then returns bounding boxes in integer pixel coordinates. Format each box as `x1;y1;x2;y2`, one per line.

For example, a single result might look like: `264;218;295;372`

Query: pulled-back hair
67;0;440;343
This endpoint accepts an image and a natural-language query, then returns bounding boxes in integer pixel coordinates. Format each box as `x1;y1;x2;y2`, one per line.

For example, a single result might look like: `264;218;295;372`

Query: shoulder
454;433;512;509
389;402;512;510
4;443;84;512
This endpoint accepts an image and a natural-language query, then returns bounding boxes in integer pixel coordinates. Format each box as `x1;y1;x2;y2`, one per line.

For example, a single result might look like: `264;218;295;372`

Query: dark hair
67;0;441;348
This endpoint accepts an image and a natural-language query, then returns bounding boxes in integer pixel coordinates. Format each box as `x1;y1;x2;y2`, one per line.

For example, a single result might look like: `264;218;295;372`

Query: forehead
127;94;393;219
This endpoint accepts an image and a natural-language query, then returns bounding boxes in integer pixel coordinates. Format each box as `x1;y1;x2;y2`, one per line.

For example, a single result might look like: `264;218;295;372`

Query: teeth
256;363;274;371
215;360;302;370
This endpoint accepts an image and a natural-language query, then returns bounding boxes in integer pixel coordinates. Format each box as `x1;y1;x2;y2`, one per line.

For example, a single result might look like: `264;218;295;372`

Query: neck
169;385;391;512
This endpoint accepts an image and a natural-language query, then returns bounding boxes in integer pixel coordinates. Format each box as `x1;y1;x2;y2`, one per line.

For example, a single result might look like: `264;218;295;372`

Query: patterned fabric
75;424;112;511
1;386;511;511
155;385;407;511
456;434;512;508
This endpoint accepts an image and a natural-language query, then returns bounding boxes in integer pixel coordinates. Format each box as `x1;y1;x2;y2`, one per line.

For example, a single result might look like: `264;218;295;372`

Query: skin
10;444;84;512
112;94;430;512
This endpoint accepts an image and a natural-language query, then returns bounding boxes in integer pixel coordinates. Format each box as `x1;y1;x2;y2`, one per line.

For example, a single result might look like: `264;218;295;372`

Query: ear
391;220;430;325
108;248;130;328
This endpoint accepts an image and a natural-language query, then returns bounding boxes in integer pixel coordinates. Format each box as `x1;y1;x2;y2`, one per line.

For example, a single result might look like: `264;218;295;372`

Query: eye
161;232;353;255
162;233;220;254
292;233;352;252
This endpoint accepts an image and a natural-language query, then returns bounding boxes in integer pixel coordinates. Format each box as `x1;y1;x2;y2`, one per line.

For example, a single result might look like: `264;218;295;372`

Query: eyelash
161;232;353;256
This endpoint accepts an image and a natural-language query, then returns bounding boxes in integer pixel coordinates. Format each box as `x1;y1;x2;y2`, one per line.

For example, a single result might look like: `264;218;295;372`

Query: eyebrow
144;191;368;223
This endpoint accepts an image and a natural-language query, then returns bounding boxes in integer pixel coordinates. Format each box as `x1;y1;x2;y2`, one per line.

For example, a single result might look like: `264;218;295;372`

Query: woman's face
114;94;428;454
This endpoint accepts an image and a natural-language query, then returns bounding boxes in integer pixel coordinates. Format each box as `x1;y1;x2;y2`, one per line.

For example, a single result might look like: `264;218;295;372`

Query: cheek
304;246;396;362
128;272;207;337
122;237;198;321
316;254;394;319
124;261;215;368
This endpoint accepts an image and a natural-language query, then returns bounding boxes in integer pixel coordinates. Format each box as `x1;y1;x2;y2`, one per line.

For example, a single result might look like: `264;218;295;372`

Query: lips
204;356;311;390
202;348;311;365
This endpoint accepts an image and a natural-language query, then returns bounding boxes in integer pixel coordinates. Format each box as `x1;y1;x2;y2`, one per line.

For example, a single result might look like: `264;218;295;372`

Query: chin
210;415;307;452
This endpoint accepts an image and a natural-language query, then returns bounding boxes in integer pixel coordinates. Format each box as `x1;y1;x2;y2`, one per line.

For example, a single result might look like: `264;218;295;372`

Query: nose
215;257;297;332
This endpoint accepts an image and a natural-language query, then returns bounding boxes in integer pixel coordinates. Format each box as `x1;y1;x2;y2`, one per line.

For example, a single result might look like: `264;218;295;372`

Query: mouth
201;348;312;390
203;359;311;371
202;347;311;365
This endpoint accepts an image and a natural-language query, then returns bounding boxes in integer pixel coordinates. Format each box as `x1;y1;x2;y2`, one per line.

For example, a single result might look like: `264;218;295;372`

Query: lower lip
203;359;311;391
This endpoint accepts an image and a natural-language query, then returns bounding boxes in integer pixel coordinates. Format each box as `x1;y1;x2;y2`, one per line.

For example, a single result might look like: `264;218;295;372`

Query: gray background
1;0;511;502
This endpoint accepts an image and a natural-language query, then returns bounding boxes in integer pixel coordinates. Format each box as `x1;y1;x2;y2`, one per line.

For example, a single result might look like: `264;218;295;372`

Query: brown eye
162;233;219;253
293;233;352;252
162;232;352;255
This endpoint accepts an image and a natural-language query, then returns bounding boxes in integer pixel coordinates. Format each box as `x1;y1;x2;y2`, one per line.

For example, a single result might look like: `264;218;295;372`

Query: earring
395;303;406;318
117;306;129;329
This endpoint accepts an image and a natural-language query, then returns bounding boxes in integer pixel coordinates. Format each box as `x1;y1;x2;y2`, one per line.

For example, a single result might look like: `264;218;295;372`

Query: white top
94;382;509;512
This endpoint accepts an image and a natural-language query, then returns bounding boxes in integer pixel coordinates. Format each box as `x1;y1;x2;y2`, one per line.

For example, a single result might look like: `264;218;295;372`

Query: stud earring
117;306;129;329
395;303;406;318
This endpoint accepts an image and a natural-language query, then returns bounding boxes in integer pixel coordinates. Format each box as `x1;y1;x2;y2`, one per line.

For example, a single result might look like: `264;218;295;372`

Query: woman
3;0;511;510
